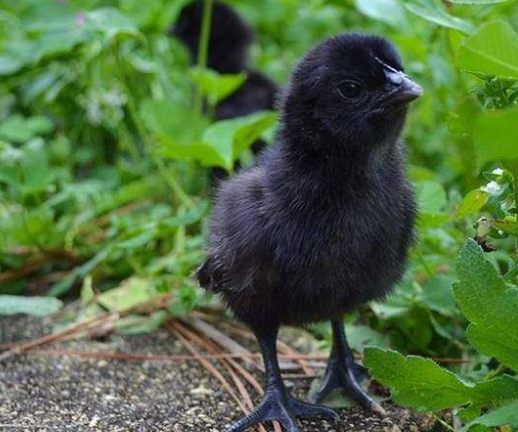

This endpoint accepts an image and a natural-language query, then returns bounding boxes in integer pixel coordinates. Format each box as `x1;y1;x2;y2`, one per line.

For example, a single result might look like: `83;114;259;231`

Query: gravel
0;316;430;432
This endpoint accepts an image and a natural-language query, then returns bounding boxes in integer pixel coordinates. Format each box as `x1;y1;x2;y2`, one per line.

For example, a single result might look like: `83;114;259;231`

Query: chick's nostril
385;70;405;87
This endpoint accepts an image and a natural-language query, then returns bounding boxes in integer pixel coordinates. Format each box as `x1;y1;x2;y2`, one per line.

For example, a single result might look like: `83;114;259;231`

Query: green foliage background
1;0;518;430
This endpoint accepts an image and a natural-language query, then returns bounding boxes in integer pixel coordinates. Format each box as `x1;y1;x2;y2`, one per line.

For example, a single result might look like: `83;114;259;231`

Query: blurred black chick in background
197;33;422;432
170;0;279;178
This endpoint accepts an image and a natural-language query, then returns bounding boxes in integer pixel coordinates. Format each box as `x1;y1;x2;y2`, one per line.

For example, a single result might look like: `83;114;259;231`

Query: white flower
492;168;504;176
481;181;502;195
498;230;504;236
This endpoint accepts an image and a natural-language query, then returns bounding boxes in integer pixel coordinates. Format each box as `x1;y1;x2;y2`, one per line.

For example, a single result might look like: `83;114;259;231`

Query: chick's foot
311;357;385;415
226;389;338;432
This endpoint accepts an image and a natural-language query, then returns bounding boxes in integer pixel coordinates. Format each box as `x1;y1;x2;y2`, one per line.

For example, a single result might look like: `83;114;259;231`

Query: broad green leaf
363;347;471;410
414;181;449;228
354;0;408;28
0;55;23;75
22;0;77;32
406;0;475;34
419;274;456;314
345;324;390;353
160;141;227;168
26;116;53;135
190;68;247;107
157;110;276;170
474;108;518;166
84;8;140;41
0;115;34;143
364;347;518;411
140;99;222;166
202;111;277;170
415;181;447;213
140;99;209;145
0;295;62;316
0;115;53;143
457;189;489;218
454;239;518;371
97;277;157;312
457;21;518;80
471;375;518;408
461;401;518;431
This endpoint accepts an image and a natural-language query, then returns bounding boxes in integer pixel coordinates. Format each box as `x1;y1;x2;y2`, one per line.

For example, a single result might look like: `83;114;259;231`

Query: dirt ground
0;316;430;432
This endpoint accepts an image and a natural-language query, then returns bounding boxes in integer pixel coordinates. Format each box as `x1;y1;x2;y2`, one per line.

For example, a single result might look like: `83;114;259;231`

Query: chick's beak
385;69;424;104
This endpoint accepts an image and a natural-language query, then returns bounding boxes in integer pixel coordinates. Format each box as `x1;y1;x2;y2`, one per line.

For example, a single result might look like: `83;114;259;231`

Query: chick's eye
337;81;362;99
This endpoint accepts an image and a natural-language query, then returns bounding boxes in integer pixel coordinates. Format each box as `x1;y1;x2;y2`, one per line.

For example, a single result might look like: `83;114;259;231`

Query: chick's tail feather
195;258;223;292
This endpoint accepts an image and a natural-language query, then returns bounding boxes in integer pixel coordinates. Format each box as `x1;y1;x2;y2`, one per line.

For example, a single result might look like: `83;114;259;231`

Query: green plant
1;2;518;425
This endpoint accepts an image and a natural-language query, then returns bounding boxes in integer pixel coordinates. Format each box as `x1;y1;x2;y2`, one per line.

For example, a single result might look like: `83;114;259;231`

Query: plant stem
114;45;195;210
194;0;214;115
416;247;434;278
483;363;506;381
431;413;456;432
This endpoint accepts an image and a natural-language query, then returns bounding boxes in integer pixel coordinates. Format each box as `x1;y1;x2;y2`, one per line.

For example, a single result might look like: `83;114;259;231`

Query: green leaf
354;0;408;28
457;189;489;218
84;8;140;41
0;295;63;316
474;108;518;166
190;68;247;106
202;111;277;170
493;218;518;237
115;311;167;335
414;181;449;228
415;181;447;213
471;375;518;408
363;347;472;410
406;0;475;34
364;347;518;411
0;115;53;143
461;401;518;431
140;99;209;145
49;246;112;297
0;55;24;76
0;115;34;143
345;324;390;353
419;274;456;314
97;277;157;312
457;21;518;80
454;239;518;371
22;139;52;191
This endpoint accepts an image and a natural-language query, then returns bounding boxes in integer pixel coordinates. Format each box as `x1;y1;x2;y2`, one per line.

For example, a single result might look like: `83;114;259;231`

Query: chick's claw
226;391;339;432
289;398;339;421
312;360;385;415
225;391;299;432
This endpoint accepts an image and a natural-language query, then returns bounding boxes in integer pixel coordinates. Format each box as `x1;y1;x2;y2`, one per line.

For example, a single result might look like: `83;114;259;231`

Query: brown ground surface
0;315;430;432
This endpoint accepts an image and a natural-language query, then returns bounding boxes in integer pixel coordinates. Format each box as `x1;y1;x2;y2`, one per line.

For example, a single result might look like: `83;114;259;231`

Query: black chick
170;0;278;121
197;33;422;432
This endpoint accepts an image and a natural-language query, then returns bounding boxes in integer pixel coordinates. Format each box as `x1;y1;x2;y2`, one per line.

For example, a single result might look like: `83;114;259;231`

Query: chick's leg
226;328;338;432
312;318;385;414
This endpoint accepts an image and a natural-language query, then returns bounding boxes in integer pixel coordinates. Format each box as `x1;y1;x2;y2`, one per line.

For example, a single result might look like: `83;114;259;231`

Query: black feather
199;33;418;334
